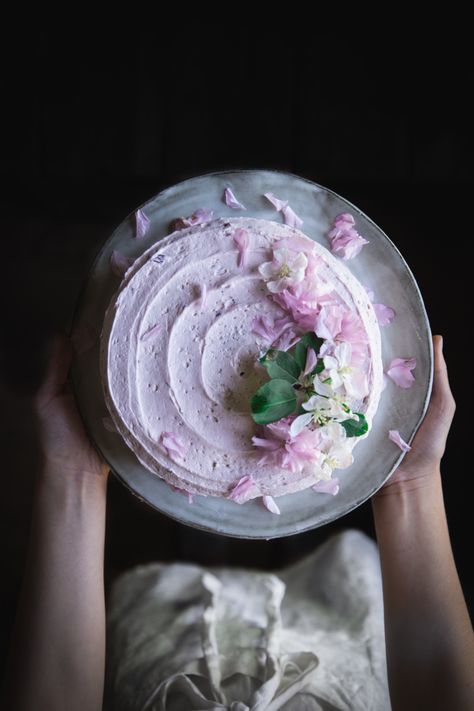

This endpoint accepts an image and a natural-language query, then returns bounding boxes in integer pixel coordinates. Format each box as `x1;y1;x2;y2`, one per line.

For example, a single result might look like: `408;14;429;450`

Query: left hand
34;332;109;480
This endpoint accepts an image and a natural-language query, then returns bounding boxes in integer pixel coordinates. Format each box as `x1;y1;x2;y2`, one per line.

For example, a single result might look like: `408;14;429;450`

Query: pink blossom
314;304;345;341
252;418;323;474
224;187;247;210
264;192;289;212
171;208;214;230
170;484;194;504
281;204;304;228
388;429;412;452
135;208;150;239
312;478;340;495
110;250;134;278
386;357;417;389
327;213;369;260
160;432;188;461
250;314;295;343
233;228;250;268
272;328;300;352
262;495;281;515
303;347;318;375
373;302;396;326
227;475;260;504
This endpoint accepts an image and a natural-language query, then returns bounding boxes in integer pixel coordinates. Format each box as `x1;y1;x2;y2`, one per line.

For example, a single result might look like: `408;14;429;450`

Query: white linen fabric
104;529;391;710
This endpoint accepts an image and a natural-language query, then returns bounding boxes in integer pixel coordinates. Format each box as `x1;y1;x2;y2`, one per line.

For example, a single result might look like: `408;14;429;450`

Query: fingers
35;332;74;408
429;334;456;422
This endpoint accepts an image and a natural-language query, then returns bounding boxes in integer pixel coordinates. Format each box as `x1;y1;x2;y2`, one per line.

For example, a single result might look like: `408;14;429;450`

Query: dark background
0;24;471;670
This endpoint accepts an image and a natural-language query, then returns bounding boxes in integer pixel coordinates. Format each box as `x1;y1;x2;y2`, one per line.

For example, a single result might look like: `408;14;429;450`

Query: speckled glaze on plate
70;169;433;539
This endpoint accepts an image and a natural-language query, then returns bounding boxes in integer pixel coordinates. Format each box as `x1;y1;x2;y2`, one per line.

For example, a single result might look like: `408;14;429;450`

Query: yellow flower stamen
277;264;292;278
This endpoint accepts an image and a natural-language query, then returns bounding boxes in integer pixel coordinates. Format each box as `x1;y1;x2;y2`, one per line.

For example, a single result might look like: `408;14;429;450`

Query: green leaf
340;412;368;437
293;331;324;374
259;348;300;383
251;379;297;425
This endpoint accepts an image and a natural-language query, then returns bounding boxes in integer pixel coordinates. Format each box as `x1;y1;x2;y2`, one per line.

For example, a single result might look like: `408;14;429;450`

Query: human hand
34;332;109;480
375;334;456;496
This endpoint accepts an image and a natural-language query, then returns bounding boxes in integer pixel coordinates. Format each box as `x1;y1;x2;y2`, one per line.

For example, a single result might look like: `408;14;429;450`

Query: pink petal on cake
386;357;417;389
135;208;150;239
312;478;340;496
282;204;303;228
373;302;396;326
71;322;98;355
141;323;162;342
224;187;247;210
364;285;376;301
227;475;260;504
161;431;188;460
272;328;300;352
262;495;281;515
388;429;412;452
303;347;318;376
334;213;355;229
110;250;134;278
102;416;117;433
233;227;250;268
251;436;281;451
264;192;289;212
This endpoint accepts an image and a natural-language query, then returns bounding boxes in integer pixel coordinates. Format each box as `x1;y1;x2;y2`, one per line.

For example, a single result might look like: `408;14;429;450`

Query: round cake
100;216;383;505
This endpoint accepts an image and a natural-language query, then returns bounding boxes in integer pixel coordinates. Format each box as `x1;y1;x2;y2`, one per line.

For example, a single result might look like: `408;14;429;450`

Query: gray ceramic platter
71;169;433;539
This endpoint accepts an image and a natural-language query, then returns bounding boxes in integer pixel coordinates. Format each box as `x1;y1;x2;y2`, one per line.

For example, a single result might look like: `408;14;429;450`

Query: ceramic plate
70;169;433;539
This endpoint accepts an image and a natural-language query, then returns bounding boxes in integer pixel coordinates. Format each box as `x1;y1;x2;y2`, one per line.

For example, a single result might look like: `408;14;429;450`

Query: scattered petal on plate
388;429;412;452
233;227;250;268
386;357;417;388
102;416;118;433
170;484;194;504
264;191;289;212
312;478;340;496
141;323;162;342
282;204;303;228
171;208;214;230
262;495;281;515
364;285;376;301
327;212;369;260
135;208;150;239
224;187;247;210
70;322;98;355
373;302;396;326
227;475;260;504
110;250;134;278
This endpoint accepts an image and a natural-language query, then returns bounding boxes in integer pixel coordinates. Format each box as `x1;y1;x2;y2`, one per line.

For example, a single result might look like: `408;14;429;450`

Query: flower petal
141;323;162;341
373;303;396;326
227;475;260;504
110;250;134;278
224;187;247;210
282;204;303;228
386;357;417;388
303;347;318;376
289;413;313;437
233;227;250;268
135;208;150;239
388;429;412;452
264;192;289;211
312;478;340;495
161;432;188;461
262;495;281;514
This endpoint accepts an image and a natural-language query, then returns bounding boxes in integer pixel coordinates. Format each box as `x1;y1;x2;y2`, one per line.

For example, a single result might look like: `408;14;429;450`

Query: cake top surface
100;215;383;502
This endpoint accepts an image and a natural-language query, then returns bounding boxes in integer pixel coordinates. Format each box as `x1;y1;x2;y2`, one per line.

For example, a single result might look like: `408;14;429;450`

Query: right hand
374;334;456;496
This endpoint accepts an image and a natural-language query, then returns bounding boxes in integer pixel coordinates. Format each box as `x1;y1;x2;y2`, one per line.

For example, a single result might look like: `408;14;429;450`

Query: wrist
38;462;108;502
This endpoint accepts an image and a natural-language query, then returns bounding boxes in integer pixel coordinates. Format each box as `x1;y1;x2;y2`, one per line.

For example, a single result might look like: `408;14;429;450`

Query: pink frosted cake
100;215;384;509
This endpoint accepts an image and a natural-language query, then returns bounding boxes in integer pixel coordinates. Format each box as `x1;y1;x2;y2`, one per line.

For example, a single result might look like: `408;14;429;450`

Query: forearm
372;469;474;711
2;469;108;711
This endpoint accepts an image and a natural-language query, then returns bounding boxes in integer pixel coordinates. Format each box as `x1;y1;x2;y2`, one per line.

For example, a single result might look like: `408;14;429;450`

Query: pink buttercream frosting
100;217;383;500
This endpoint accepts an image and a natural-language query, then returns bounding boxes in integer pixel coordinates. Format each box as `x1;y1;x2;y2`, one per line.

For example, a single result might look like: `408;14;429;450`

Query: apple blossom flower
258;248;308;293
289;394;349;437
322;341;369;400
252;417;324;474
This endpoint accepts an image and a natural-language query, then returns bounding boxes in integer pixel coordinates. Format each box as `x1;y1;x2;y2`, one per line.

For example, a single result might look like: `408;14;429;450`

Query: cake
100;215;384;508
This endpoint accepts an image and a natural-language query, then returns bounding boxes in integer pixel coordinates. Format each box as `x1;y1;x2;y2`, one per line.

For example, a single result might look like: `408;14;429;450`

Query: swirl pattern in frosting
100;217;383;500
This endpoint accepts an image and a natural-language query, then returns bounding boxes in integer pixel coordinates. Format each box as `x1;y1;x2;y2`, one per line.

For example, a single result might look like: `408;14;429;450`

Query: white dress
104;529;391;710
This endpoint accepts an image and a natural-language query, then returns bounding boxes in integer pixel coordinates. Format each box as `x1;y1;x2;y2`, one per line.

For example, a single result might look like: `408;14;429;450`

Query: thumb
430;334;456;422
35;332;74;409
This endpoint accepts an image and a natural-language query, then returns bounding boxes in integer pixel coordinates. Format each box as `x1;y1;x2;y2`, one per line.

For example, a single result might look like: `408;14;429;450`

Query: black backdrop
0;23;471;670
